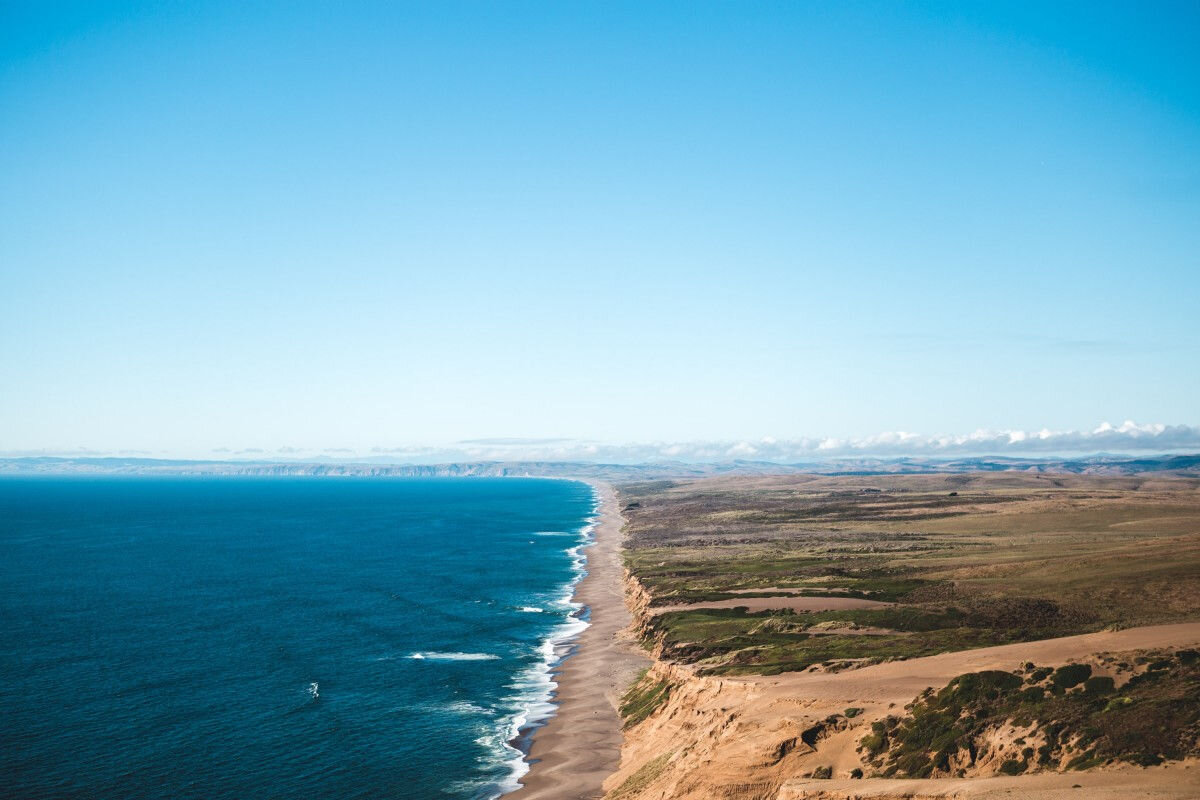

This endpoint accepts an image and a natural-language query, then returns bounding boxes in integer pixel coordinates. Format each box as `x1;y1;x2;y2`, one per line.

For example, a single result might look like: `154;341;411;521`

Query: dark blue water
0;477;596;800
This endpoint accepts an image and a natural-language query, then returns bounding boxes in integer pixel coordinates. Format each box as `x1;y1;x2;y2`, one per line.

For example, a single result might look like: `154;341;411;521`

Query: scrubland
604;472;1200;799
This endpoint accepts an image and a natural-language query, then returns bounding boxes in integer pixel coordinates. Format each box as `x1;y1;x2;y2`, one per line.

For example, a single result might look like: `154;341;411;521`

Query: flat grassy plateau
620;472;1200;677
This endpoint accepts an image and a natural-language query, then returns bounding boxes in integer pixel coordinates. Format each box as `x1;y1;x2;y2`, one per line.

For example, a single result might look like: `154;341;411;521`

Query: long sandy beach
507;482;649;800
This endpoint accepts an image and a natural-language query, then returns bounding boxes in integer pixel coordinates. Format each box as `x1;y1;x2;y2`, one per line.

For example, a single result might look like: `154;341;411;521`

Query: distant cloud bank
5;421;1198;464
426;421;1200;463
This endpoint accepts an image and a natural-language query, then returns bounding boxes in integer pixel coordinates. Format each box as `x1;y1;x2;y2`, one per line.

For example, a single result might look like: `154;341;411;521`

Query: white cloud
359;421;1198;463
6;422;1198;464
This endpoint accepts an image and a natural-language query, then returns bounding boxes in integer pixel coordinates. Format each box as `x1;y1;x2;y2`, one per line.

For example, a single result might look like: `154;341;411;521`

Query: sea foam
408;652;501;662
483;490;600;798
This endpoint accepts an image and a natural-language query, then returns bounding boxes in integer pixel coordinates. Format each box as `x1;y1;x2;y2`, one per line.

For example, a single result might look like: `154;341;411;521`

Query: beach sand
507;482;650;800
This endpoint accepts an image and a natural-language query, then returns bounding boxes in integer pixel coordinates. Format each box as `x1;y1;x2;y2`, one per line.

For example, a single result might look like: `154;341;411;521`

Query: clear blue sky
2;1;1197;457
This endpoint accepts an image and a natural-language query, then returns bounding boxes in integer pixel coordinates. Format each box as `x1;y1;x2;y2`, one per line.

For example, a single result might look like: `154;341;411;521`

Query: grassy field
619;473;1200;676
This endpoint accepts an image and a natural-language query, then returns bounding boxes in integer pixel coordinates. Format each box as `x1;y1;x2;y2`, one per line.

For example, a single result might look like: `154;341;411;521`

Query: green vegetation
861;650;1200;777
619;473;1200;675
644;605;1089;676
619;670;676;728
1051;663;1092;690
627;548;942;607
606;751;673;800
998;759;1026;775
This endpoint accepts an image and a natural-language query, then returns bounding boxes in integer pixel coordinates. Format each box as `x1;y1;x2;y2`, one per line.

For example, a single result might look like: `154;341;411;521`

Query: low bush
998;759;1026;775
1051;663;1092;690
860;651;1199;777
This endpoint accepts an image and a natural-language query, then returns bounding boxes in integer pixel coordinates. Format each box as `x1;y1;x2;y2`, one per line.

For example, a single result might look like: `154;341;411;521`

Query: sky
1;1;1198;460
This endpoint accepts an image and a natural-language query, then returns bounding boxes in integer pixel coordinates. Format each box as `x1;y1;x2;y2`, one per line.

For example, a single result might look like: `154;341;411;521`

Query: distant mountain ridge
1;453;1197;480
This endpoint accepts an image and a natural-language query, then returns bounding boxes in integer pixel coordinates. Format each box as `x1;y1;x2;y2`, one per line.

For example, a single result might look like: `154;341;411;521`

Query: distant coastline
2;453;1198;480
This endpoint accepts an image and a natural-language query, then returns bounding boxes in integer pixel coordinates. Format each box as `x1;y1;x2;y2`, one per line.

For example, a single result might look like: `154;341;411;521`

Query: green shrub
619;672;674;728
894;752;933;777
944;670;1023;703
1052;663;1092;690
810;765;832;779
844;707;863;718
865;652;1199;777
860;733;886;757
1102;696;1132;712
1020;686;1045;702
998;759;1026;775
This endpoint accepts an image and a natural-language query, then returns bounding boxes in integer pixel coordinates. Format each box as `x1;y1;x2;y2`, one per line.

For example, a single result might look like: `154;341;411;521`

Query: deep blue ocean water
0;477;597;800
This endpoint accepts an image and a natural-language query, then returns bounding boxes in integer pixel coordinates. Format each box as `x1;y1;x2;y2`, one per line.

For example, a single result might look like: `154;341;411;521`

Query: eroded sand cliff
605;570;1200;800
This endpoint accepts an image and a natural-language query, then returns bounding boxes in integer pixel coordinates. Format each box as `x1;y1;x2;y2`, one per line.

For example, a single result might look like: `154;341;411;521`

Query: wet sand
506;482;650;800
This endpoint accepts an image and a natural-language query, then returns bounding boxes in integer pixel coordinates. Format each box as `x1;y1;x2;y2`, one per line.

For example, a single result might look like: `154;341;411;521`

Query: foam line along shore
505;482;650;800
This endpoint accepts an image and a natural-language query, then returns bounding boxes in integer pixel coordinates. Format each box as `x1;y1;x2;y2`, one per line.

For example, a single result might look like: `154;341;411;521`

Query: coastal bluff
599;473;1200;800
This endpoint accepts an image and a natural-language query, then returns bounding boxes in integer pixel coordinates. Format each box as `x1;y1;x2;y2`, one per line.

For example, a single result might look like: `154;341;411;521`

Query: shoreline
505;481;649;800
496;482;599;795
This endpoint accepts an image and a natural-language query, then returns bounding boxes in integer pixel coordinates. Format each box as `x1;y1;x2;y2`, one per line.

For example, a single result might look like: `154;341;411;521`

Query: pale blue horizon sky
1;2;1198;457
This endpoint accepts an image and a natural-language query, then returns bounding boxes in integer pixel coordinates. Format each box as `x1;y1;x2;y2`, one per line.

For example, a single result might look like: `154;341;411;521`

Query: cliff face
608;572;867;800
623;571;658;651
604;574;1200;800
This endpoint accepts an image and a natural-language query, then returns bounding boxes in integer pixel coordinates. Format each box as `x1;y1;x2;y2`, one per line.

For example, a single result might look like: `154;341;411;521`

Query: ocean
0;477;597;800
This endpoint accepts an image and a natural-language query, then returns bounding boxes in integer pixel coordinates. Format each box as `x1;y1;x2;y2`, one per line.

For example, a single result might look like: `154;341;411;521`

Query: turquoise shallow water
0;477;596;800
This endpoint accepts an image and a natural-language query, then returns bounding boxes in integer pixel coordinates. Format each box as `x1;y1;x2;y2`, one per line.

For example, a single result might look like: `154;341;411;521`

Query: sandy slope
507;483;650;800
604;623;1200;800
777;762;1200;799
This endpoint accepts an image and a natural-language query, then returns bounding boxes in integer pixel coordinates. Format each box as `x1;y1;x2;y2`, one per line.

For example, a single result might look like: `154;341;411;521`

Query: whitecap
479;485;601;797
446;700;494;716
407;651;500;661
518;606;543;613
